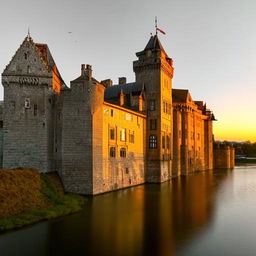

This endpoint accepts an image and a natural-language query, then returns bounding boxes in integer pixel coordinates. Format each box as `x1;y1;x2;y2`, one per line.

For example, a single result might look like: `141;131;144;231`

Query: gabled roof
104;82;143;99
3;35;67;89
172;89;189;103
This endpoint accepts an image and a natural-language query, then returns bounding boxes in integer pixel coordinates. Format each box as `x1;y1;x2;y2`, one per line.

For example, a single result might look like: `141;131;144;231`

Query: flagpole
155;16;158;35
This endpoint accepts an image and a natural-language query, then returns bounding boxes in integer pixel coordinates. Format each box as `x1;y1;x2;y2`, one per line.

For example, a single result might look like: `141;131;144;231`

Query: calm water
1;165;256;256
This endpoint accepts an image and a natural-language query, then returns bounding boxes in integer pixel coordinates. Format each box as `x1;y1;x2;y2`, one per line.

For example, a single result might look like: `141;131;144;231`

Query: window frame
149;99;156;111
149;135;157;149
109;147;116;158
120;148;126;158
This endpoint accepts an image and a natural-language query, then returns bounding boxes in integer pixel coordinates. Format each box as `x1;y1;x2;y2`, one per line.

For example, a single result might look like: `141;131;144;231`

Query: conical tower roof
144;35;165;51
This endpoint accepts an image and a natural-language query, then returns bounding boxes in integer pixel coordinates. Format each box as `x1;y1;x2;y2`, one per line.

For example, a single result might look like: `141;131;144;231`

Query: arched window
120;148;126;157
149;135;157;149
109;147;116;157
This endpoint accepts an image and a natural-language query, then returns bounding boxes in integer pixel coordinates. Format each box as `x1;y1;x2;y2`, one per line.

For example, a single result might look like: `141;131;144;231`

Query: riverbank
236;158;256;164
0;168;86;232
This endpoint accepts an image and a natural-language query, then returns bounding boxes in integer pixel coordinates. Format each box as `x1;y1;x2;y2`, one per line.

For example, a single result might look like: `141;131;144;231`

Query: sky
0;0;255;142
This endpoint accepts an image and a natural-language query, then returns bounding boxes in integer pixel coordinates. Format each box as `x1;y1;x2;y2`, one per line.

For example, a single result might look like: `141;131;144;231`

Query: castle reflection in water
44;169;231;256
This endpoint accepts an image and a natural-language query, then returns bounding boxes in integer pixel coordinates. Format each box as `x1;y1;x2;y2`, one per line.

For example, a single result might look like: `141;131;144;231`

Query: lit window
149;135;157;149
109;128;115;140
109;147;116;157
149;100;156;111
125;113;132;121
120;128;126;141
120;148;126;157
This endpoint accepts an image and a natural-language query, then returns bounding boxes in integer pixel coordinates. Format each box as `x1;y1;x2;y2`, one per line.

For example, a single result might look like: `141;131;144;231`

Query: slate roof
144;35;165;51
136;35;167;56
71;74;98;84
35;43;66;88
172;89;189;103
104;82;143;100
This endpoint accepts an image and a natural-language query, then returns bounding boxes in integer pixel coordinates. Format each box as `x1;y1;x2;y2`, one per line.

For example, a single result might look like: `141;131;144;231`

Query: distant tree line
218;141;256;157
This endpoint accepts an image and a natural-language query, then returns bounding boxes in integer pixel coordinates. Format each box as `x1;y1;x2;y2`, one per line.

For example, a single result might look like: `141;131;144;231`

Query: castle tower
61;64;105;195
133;35;174;182
1;35;64;172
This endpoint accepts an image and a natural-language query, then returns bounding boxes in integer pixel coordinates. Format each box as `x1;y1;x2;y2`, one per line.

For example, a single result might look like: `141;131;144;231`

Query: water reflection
0;169;232;256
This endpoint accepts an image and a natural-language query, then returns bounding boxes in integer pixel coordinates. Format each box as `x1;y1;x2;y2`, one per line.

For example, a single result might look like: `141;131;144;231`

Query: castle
0;33;234;195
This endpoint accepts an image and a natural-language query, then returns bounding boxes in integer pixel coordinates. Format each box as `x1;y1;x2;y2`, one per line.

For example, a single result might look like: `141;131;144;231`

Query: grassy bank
0;169;86;232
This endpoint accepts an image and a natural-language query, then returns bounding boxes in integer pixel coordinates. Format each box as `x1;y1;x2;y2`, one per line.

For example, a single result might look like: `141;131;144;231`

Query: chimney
120;89;125;106
101;79;113;88
118;77;126;85
85;64;92;81
81;64;86;75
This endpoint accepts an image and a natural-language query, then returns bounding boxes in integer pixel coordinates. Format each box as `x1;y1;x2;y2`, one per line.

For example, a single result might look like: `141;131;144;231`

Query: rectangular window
120;128;126;141
24;98;30;108
162;136;165;149
167;136;170;149
34;104;37;116
125;168;129;174
109;128;115;140
125;113;132;121
109;147;116;157
149;135;157;149
111;109;114;117
120;148;126;157
149;100;156;111
129;131;135;143
150;119;157;130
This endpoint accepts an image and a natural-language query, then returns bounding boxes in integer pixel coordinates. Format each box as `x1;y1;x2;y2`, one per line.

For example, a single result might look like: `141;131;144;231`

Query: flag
157;28;166;35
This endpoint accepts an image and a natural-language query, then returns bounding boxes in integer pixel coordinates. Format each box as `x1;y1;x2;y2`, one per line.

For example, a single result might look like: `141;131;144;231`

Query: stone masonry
0;33;233;195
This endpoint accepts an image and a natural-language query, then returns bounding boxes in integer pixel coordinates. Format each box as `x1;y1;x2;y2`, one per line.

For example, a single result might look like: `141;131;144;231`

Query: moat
1;165;256;256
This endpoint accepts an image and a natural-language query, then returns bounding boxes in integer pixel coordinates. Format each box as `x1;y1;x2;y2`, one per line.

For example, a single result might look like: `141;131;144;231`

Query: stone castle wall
213;143;235;169
2;82;55;173
0;35;220;195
